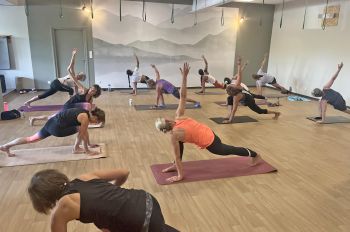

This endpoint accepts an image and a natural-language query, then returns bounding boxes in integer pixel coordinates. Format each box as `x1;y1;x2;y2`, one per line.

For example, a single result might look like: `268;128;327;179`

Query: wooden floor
1;88;350;232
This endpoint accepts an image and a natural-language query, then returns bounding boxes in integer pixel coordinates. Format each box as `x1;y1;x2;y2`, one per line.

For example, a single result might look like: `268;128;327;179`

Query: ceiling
0;0;297;6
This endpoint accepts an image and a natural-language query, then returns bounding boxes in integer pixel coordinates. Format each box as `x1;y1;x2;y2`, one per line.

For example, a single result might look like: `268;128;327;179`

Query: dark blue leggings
38;79;74;99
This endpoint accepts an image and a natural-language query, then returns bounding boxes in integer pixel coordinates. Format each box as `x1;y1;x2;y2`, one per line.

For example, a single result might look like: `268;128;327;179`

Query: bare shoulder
52;195;80;223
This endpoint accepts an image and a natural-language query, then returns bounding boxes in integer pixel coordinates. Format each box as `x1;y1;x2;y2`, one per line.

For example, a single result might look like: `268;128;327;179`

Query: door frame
51;27;89;83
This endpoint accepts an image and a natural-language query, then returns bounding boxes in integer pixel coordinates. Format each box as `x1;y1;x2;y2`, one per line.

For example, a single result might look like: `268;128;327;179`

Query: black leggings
148;196;179;232
227;93;268;114
38;79;74;99
179;134;257;159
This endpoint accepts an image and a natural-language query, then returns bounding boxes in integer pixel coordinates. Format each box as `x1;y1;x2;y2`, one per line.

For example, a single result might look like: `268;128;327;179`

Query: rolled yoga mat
210;116;258;124
307;116;350;124
18;103;94;112
0;143;107;167
134;104;200;111
151;156;277;185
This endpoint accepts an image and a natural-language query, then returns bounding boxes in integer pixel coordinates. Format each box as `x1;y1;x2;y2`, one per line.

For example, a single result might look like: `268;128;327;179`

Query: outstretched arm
223;94;242;123
259;53;268;71
242;61;248;72
79;168;130;186
319;100;328;122
67;49;85;91
67;48;77;77
134;53;140;68
323;62;343;89
151;64;160;81
175;63;190;118
235;56;243;86
202;55;208;73
232;60;248;80
166;134;184;182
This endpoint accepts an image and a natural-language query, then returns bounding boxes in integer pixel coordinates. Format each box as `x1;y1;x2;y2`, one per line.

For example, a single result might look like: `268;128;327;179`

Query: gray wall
27;4;95;89
224;3;275;86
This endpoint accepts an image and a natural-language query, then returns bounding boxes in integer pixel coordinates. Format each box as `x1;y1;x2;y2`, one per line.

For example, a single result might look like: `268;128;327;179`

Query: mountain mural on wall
92;4;237;88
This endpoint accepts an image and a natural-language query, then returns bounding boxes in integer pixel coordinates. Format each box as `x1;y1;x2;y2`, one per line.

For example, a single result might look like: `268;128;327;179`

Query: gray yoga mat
134;104;200;111
213;101;268;107
210;116;258;124
119;89;151;94
307;116;350;124
195;92;225;95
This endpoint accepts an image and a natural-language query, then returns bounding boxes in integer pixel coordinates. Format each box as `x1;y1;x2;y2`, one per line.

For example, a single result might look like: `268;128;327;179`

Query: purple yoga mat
18;105;64;112
151;157;277;185
18;103;94;112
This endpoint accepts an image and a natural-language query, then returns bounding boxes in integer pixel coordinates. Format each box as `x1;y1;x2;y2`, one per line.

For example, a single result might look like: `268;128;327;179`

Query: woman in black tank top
0;108;105;157
28;168;179;232
224;57;280;123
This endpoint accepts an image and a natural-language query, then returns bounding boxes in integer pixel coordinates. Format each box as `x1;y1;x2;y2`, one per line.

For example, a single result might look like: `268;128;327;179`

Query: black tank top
62;179;146;232
64;91;89;107
53;108;88;128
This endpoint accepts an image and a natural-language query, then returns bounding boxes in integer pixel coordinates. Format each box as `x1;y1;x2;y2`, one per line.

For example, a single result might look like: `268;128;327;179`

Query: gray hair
155;118;172;133
311;88;323;97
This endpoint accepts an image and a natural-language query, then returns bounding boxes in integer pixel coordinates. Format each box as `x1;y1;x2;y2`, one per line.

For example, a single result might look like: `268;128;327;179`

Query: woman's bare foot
251;154;262;166
0;145;15;157
72;147;85;154
273;112;281;120
162;164;177;173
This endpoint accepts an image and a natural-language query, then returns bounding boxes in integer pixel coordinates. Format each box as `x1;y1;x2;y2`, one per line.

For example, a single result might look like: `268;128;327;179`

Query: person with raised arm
24;49;86;107
144;64;200;108
311;62;349;122
225;57;280;123
198;55;226;93
155;62;261;183
126;53;149;96
252;53;289;95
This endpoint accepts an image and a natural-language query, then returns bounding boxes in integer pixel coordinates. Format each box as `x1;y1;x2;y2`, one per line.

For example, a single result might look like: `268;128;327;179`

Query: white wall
0;6;33;89
268;0;350;104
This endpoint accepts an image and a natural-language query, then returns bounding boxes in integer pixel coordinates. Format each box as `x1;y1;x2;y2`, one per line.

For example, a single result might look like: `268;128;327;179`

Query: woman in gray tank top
311;62;349;122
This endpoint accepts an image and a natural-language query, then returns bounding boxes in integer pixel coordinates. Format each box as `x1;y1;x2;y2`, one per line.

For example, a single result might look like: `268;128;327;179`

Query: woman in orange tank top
154;62;261;183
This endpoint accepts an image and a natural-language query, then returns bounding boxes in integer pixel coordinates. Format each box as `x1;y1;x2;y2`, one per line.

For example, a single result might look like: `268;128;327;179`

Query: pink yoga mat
151;157;277;185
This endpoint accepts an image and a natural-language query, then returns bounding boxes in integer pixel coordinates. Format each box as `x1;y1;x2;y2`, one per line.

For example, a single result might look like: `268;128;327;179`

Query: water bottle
3;102;9;111
129;98;133;106
108;84;111;92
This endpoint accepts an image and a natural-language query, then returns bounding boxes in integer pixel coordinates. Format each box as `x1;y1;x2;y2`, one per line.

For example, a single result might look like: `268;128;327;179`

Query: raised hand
72;48;78;55
237;56;242;66
201;55;205;59
150;64;156;68
338;62;343;70
180;62;190;77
